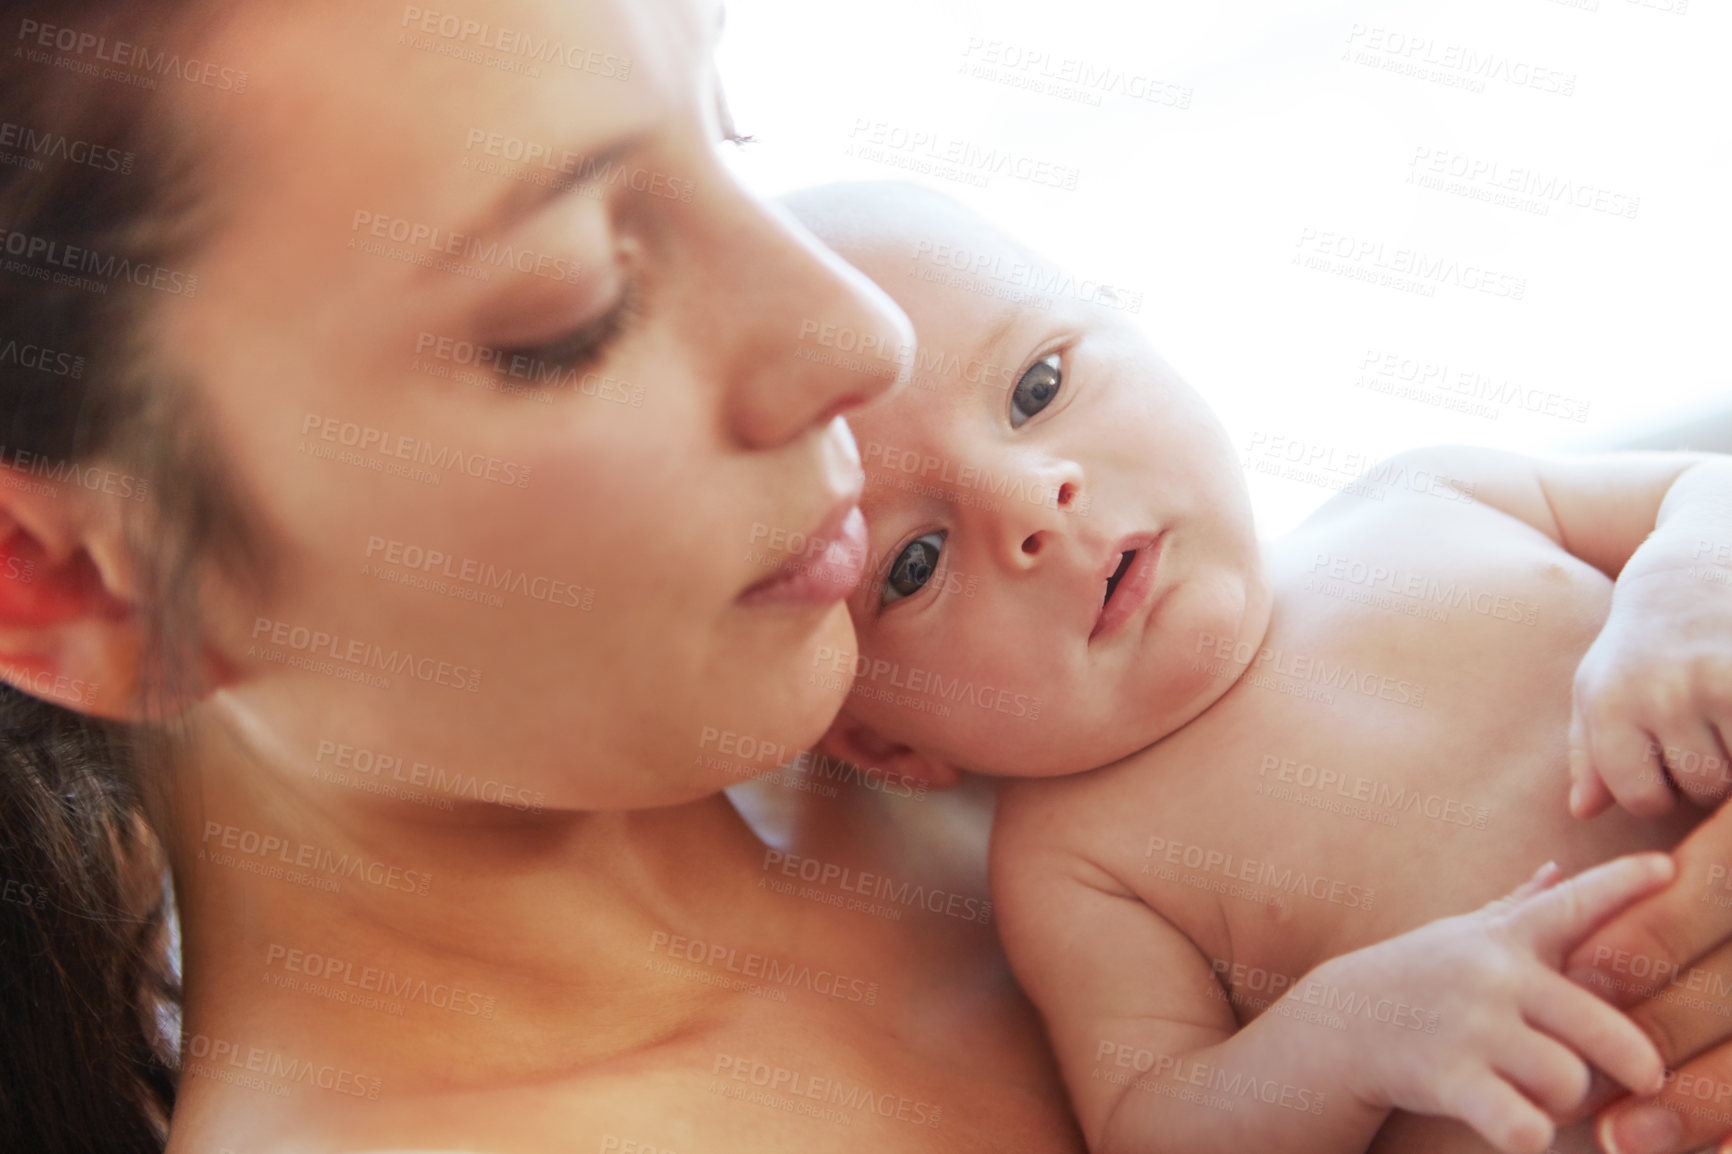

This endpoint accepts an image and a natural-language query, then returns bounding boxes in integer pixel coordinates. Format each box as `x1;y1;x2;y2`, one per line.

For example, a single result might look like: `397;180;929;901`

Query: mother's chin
679;595;861;794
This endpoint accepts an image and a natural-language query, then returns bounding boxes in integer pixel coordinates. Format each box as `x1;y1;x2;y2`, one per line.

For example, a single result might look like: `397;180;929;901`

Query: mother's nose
701;187;913;450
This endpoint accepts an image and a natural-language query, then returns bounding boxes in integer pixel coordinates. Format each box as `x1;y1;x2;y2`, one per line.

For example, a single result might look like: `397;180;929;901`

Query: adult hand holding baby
1562;457;1732;1154
1565;803;1732;1154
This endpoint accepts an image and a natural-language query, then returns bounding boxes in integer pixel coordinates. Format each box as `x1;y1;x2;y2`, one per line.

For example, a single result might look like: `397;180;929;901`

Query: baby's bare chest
1103;502;1692;1003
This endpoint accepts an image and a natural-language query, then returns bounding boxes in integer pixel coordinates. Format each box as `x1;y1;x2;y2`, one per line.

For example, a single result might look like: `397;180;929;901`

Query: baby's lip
1091;531;1166;641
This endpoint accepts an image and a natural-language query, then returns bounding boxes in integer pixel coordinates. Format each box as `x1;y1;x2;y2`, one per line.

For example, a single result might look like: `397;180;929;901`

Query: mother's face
162;0;911;808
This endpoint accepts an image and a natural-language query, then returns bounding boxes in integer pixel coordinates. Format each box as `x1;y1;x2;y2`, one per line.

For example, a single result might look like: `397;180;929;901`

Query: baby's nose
994;463;1085;572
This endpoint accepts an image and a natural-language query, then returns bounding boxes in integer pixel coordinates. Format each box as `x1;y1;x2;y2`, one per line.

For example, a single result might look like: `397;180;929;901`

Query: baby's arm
1347;446;1732;818
993;800;1674;1154
991;826;1382;1154
1359;446;1726;580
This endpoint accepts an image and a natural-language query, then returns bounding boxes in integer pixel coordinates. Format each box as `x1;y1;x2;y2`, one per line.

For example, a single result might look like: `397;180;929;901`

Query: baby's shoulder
1287;444;1562;547
1272;453;1575;600
992;750;1169;863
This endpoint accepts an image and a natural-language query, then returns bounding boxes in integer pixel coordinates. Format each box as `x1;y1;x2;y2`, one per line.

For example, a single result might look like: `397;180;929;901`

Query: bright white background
716;0;1731;534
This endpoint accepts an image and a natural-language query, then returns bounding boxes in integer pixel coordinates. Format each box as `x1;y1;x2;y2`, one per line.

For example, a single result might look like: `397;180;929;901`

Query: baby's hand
1315;855;1673;1154
1570;565;1732;818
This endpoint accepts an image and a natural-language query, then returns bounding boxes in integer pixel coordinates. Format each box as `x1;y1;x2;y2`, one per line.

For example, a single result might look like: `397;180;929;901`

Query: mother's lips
738;505;869;608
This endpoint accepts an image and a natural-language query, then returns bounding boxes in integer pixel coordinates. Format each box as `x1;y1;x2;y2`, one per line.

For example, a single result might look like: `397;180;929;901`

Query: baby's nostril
1021;534;1042;556
1057;482;1077;508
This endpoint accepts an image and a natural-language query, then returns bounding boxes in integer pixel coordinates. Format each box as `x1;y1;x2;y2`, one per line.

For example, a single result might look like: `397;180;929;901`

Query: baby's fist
1570;568;1732;819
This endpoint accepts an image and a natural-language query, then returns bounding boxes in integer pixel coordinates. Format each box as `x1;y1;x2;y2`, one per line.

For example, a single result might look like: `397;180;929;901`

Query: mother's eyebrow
459;134;645;241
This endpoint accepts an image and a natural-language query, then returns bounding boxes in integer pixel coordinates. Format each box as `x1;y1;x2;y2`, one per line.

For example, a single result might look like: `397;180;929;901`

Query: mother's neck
165;699;801;1092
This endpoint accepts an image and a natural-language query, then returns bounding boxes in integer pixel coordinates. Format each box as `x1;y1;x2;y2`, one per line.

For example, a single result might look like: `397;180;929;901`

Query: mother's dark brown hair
0;2;268;1149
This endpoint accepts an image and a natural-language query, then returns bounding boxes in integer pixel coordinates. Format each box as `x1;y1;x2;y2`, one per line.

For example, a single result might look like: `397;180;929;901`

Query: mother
0;0;1082;1150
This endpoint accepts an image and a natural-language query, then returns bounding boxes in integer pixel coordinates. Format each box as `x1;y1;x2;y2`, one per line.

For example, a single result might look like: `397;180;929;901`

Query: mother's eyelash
493;278;641;377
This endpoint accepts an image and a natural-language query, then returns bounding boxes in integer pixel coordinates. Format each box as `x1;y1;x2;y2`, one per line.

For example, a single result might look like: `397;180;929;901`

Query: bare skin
780;186;1732;1154
0;3;1085;1152
166;714;1078;1154
996;474;1700;1153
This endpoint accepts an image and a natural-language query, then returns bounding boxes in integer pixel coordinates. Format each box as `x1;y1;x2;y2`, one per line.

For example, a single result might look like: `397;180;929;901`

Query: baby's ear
815;715;963;792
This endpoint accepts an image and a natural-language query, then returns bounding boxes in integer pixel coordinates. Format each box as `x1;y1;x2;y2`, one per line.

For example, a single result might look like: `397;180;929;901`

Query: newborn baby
784;181;1730;1154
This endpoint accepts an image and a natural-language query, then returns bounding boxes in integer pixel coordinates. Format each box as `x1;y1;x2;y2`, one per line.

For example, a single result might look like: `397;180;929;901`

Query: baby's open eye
881;531;945;606
1010;353;1062;428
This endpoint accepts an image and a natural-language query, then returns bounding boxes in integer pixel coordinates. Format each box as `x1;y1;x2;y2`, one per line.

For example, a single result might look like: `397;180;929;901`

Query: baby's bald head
783;181;1050;303
783;181;1268;784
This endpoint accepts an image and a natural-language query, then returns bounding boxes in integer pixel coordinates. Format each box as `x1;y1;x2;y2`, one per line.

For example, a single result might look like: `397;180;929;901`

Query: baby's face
829;211;1268;777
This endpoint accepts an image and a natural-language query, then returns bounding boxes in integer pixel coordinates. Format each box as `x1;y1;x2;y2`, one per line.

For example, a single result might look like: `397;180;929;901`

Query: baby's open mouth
1091;531;1166;642
1104;550;1135;605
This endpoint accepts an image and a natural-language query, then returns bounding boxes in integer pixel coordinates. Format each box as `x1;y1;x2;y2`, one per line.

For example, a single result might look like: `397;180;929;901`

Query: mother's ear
814;713;963;791
0;482;219;720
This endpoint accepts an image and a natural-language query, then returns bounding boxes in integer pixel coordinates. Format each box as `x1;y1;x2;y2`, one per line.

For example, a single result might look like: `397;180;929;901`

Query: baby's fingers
1500;861;1564;908
1525;974;1665;1097
1571;708;1676;819
1657;724;1732;809
1510;854;1676;960
1568;708;1617;819
1491;1030;1591;1117
1442;1074;1556;1154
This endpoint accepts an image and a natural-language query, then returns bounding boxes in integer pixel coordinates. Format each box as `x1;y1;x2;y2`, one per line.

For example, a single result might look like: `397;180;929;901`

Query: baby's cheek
1138;581;1259;727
